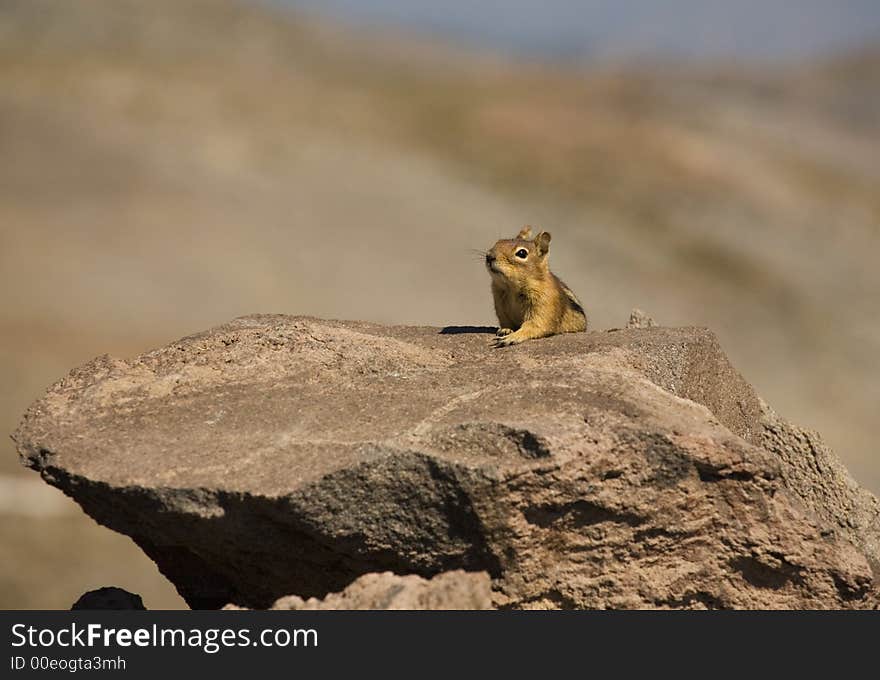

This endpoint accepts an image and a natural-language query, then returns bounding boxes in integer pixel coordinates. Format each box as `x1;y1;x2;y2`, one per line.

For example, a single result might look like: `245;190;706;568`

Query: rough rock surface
13;315;880;609
70;587;146;610
226;570;493;610
626;308;657;329
760;404;880;573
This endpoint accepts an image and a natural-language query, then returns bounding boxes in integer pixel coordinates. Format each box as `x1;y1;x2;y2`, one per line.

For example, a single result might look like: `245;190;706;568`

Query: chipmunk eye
515;248;528;259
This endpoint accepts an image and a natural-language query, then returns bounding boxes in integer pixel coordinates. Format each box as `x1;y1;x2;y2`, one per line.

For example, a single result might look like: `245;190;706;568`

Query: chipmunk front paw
492;332;524;348
496;327;513;337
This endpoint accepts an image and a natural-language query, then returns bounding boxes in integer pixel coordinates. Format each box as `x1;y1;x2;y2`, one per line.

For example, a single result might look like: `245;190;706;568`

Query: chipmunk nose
485;253;495;265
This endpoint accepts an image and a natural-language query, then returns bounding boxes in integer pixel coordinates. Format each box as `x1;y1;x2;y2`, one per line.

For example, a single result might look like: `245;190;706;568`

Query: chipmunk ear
517;226;533;240
535;231;551;255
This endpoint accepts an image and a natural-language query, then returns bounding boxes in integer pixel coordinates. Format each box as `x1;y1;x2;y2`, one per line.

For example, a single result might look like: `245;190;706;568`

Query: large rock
13;315;880;609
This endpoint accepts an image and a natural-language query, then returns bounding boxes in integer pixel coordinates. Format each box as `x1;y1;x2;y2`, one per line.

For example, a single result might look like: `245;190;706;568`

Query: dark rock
13;315;880;609
71;587;145;610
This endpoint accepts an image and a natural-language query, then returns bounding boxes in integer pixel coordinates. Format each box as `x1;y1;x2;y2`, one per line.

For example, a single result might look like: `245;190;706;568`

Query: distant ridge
276;0;880;61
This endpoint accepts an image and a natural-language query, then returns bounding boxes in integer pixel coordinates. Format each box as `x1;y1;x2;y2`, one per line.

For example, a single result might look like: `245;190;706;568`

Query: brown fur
485;226;587;346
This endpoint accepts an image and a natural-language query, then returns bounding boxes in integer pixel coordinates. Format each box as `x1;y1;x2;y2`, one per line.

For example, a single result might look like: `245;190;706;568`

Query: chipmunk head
485;226;552;286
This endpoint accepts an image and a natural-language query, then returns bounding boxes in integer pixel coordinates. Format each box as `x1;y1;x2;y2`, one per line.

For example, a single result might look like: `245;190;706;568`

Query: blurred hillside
1;0;878;608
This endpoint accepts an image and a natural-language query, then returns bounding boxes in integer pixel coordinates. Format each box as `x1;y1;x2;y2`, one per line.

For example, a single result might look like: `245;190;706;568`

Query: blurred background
1;0;878;609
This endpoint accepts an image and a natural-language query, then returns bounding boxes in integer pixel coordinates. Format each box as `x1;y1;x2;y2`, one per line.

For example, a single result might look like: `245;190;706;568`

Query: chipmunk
485;226;587;347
